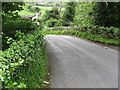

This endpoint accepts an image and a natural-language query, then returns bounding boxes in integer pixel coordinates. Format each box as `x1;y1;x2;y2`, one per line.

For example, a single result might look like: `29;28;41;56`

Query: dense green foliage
2;2;25;50
2;2;24;20
74;2;93;26
41;8;61;27
1;2;120;88
60;2;120;45
92;2;120;28
1;30;48;88
42;8;59;21
1;2;48;88
2;2;38;50
3;18;36;36
62;2;76;26
74;2;120;28
2;18;37;50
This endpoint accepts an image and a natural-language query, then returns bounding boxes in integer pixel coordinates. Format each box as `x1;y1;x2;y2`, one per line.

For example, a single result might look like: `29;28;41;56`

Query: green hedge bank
0;30;48;88
43;25;120;45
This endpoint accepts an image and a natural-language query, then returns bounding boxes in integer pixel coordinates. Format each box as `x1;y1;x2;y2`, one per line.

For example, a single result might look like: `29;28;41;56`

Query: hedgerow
0;30;48;88
43;25;120;45
78;25;120;40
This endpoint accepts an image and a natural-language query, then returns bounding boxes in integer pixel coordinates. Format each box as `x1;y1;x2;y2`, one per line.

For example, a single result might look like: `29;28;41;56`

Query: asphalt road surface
45;35;118;88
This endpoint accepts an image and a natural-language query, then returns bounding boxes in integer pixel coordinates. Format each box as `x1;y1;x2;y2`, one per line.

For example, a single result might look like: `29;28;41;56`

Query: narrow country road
45;35;118;88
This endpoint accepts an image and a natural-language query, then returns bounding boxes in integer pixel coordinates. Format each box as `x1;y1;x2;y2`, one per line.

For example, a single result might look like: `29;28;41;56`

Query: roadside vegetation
42;28;119;45
1;1;120;88
1;2;49;88
41;2;120;46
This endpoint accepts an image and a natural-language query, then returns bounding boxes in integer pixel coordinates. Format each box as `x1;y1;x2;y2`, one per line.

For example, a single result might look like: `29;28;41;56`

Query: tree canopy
93;2;120;28
2;2;25;19
62;2;76;26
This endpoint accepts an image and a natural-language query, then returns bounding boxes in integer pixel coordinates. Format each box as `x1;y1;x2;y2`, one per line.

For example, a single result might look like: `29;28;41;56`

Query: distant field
18;5;52;15
18;10;36;15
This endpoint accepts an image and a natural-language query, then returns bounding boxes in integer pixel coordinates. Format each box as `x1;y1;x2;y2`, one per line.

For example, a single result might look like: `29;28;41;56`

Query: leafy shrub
74;2;120;28
1;30;47;88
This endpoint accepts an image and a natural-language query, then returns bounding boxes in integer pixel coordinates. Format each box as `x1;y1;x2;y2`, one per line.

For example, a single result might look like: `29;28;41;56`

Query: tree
2;2;25;20
55;2;63;17
42;7;59;22
92;2;120;28
62;2;76;26
73;2;94;26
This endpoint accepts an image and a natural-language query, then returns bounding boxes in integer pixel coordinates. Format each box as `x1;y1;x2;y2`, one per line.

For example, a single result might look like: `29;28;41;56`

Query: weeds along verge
42;26;120;46
0;30;48;88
